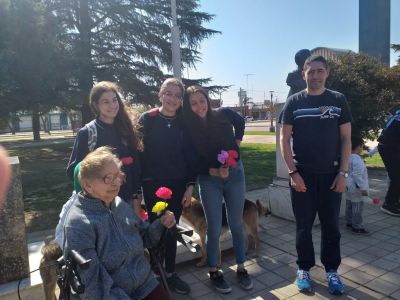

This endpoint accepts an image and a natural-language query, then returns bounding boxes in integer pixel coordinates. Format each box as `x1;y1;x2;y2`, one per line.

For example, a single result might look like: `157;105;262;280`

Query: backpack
85;120;97;152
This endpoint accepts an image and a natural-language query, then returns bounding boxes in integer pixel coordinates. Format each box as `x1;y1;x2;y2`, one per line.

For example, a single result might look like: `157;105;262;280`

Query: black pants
290;171;342;272
142;178;186;274
378;145;400;206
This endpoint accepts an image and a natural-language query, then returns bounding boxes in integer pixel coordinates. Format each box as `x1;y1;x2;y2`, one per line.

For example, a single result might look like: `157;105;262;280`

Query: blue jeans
198;160;246;268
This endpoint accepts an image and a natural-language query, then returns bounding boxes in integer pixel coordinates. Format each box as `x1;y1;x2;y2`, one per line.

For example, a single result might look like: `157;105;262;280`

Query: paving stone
272;265;297;280
189;281;215;298
370;258;400;271
366;278;399;296
274;253;297;264
348;286;386;300
193;292;224;300
390;289;400;299
342;269;375;284
357;264;387;277
341;256;367;268
254;271;287;287
379;271;400;285
270;282;299;298
382;252;400;264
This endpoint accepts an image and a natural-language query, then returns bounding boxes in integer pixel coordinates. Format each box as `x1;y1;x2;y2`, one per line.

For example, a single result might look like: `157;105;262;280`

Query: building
359;0;391;65
311;47;353;61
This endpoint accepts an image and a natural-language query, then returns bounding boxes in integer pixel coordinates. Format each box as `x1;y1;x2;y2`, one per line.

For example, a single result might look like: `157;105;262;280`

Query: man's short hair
304;55;328;70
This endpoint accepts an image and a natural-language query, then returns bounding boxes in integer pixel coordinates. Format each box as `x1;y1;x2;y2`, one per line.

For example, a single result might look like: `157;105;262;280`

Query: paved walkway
169;169;400;300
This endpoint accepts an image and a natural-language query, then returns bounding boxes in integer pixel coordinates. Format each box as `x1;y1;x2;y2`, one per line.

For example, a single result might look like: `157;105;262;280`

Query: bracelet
288;169;298;176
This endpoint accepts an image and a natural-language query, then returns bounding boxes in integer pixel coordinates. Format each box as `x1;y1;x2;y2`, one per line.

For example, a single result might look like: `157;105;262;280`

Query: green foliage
327;53;400;139
46;0;221;121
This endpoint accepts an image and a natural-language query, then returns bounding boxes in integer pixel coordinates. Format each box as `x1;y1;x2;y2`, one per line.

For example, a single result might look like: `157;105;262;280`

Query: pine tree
47;0;220;123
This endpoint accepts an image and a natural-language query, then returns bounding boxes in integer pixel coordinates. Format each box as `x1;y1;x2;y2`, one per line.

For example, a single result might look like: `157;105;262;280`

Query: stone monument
0;157;29;284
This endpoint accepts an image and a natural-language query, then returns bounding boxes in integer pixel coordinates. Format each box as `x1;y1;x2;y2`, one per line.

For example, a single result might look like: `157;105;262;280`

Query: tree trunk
77;0;94;124
32;108;41;141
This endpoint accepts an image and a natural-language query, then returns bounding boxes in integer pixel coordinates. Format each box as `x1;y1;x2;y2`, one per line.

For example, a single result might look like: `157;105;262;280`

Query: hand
219;167;229;178
181;186;193;207
209;168;219;177
161;210;176;228
330;174;346;192
290;173;307;192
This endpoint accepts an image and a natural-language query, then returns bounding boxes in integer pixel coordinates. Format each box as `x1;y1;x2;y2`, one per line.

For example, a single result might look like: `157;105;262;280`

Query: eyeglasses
101;171;126;185
163;92;182;100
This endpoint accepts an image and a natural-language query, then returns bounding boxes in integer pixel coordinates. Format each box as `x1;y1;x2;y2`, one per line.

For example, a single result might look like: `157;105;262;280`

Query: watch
339;171;349;178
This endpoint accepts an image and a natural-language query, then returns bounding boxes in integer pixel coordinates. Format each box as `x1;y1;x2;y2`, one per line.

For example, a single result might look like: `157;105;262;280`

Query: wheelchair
21;224;198;300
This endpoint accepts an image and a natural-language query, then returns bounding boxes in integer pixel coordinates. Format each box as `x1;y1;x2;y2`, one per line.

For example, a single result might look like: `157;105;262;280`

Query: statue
286;49;311;97
278;49;312;124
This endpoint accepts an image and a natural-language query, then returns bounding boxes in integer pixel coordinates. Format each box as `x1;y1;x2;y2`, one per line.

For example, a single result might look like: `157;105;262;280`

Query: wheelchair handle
68;250;91;270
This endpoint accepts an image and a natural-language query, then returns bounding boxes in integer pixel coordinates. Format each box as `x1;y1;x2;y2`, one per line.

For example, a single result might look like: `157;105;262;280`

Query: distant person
67;81;142;212
378;109;400;216
345;137;370;234
280;55;352;295
0;146;11;207
183;85;252;294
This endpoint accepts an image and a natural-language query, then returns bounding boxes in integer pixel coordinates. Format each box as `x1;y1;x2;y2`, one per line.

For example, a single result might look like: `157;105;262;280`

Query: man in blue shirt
280;55;352;295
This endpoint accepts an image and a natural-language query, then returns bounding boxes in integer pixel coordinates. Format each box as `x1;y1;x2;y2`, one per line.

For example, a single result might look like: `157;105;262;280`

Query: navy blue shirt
67;118;141;202
139;110;194;183
281;89;352;173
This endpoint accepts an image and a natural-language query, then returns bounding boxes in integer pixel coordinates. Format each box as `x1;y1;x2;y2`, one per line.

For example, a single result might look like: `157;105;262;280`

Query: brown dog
39;240;62;300
181;197;270;267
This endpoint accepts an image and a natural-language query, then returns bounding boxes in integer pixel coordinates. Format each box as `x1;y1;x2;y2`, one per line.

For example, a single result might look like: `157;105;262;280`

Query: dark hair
303;55;328;70
183;85;230;154
351;136;364;151
89;81;142;151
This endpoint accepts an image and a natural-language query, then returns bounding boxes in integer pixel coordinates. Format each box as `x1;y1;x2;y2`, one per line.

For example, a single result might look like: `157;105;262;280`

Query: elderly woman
63;146;175;300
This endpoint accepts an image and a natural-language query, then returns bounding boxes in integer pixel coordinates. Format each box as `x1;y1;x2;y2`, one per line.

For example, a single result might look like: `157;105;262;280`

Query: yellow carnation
151;201;168;216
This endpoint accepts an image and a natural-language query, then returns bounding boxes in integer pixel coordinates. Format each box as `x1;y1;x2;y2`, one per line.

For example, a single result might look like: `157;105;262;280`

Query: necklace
158;112;176;128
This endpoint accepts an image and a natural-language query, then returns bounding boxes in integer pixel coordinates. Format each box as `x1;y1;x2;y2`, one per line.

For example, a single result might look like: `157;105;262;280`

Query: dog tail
40;240;62;300
41;240;62;261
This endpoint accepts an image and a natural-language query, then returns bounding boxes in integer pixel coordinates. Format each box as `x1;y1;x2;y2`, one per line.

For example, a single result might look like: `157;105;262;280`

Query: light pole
269;90;275;132
171;0;181;80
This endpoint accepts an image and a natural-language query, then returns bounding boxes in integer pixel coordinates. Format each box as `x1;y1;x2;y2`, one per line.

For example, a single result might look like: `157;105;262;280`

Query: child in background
346;136;370;234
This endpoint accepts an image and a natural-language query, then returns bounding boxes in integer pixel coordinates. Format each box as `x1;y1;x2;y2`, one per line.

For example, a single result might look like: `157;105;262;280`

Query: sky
187;0;400;107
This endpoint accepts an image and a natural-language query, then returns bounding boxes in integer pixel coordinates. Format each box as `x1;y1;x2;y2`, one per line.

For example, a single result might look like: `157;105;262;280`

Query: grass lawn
6;141;273;233
241;143;276;190
244;131;276;136
364;153;385;169
7;142;74;233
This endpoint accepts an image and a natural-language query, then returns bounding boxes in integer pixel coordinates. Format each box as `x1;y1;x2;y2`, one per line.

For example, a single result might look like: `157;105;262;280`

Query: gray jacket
63;194;163;299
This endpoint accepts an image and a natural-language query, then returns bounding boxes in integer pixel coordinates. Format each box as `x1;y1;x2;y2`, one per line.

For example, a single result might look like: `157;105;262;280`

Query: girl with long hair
67;81;142;207
183;85;253;294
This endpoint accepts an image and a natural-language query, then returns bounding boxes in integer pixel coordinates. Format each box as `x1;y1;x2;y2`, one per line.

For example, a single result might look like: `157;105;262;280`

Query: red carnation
225;150;238;167
139;208;149;221
120;156;134;166
155;187;173;200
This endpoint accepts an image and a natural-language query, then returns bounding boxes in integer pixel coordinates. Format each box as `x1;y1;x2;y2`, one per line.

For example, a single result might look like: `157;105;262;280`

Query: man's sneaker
327;271;345;295
381;203;400;216
166;273;190;294
209;270;232;294
237;269;253;290
296;269;313;293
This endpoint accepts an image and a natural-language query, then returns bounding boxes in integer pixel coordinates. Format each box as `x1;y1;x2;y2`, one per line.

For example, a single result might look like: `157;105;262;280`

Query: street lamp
269;91;275;132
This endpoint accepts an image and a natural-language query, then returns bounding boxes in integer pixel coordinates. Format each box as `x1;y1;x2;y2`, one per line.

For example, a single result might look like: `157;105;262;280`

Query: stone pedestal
0;157;29;284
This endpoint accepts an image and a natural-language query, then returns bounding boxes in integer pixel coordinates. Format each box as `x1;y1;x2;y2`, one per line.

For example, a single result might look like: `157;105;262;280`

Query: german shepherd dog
181;197;270;267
